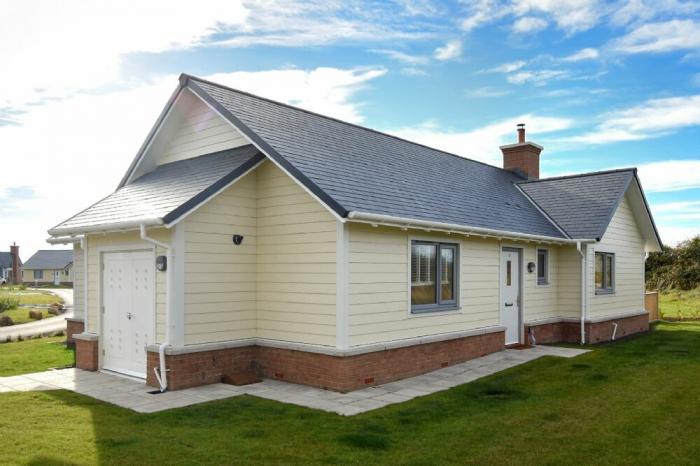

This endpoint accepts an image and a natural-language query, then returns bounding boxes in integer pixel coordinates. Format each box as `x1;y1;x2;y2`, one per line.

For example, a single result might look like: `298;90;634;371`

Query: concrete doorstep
0;345;589;416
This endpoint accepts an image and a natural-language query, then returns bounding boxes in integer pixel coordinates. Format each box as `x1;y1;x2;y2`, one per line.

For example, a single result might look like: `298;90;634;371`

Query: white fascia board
48;218;164;237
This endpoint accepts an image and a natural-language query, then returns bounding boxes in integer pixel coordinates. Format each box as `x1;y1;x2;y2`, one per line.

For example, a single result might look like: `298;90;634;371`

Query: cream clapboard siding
85;230;169;342
22;266;73;283
158;90;248;166
256;161;337;346
348;225;500;346
557;245;582;319
182;170;258;345
521;245;558;323
587;193;645;318
73;243;84;319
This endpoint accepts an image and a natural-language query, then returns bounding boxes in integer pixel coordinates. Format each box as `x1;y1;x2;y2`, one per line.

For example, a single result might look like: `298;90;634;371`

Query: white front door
53;271;61;285
102;250;155;378
500;248;522;345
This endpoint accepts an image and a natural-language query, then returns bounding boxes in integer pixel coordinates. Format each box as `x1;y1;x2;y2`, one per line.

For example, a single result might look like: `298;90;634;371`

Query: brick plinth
147;330;505;392
526;313;649;345
75;337;98;371
65;318;84;347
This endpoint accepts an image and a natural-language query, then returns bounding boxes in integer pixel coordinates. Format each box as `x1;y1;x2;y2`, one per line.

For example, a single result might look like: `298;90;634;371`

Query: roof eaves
632;170;663;249
184;76;350;220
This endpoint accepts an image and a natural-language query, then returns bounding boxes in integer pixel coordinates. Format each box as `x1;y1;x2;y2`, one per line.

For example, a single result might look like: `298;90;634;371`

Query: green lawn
0;323;699;465
659;287;700;320
0;307;45;325
0;336;74;376
0;288;63;305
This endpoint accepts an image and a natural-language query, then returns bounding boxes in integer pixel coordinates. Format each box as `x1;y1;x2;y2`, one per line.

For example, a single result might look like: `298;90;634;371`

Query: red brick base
526;313;649;345
65;319;84;347
75;337;98;371
147;330;505;392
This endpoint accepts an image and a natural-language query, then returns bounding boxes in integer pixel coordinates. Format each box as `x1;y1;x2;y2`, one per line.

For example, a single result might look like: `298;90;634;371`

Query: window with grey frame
33;270;43;279
595;252;615;294
410;241;458;313
537;248;549;285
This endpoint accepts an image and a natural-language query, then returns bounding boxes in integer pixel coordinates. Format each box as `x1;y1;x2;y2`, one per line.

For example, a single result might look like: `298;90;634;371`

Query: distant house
48;74;661;392
22;250;73;286
0;244;22;284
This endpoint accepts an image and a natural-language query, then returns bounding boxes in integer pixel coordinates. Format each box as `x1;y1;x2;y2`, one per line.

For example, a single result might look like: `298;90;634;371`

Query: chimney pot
500;124;543;180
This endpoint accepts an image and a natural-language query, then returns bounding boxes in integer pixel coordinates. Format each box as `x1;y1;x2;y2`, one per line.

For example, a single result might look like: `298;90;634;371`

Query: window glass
595;253;604;289
506;260;512;286
537;249;548;285
604;255;613;289
411;243;436;305
440;247;455;301
34;270;43;279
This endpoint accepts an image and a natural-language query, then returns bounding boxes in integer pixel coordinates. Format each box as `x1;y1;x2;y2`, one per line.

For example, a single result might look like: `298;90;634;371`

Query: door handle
127;312;133;320
504;302;514;307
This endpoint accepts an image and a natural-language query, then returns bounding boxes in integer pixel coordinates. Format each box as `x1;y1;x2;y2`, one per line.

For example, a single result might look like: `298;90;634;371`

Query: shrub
647;236;700;291
0;296;20;312
28;310;43;320
0;315;14;327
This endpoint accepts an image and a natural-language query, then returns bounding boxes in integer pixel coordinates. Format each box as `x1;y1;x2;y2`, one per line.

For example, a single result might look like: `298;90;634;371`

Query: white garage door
102;250;155;378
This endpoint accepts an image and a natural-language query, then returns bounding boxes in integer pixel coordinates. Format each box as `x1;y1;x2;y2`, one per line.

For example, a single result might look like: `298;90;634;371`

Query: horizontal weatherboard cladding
50;145;263;233
186;75;565;239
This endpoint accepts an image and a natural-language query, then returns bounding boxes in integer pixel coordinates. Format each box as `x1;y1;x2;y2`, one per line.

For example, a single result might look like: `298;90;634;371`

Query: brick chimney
500;123;543;180
10;243;21;285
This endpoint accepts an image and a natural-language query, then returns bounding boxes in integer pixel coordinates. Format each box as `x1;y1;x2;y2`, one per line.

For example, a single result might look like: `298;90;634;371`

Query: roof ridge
518;167;637;184
183;73;523;177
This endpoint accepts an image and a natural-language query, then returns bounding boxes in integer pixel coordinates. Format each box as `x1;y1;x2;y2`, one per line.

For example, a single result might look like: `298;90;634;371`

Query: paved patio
0;345;588;416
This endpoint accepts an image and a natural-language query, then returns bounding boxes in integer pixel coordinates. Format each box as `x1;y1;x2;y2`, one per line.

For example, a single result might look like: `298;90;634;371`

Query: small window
537;249;549;285
33;270;43;279
411;241;458;313
595;252;615;294
506;260;512;286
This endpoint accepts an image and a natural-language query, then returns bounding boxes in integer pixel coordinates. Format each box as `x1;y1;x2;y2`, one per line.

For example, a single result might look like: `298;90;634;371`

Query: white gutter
347;211;596;245
139;224;172;392
577;241;587;345
48;217;163;238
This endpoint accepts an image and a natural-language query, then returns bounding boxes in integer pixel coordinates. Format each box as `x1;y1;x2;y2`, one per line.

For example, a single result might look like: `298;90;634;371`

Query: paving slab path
0;345;589;415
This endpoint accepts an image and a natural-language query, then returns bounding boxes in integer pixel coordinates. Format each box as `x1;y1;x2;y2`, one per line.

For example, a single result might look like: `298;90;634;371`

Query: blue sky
2;0;700;257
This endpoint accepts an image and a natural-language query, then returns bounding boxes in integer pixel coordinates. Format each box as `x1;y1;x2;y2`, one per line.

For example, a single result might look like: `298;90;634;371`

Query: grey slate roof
0;252;13;269
24;250;73;270
51;145;263;233
186;76;566;239
518;169;635;240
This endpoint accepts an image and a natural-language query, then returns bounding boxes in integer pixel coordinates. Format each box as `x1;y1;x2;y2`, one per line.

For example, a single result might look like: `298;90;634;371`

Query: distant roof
518;169;635;240
50;145;264;234
24;250;73;270
184;75;565;239
0;252;13;269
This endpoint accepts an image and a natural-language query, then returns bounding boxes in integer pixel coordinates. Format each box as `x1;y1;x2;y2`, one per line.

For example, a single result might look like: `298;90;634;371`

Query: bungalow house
48;74;661;392
22;249;74;286
0;244;22;284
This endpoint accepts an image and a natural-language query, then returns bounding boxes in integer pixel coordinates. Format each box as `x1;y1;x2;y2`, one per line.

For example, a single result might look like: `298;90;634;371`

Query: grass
0;336;74;376
0;307;47;325
0;288;63;306
659;287;700;320
1;322;699;465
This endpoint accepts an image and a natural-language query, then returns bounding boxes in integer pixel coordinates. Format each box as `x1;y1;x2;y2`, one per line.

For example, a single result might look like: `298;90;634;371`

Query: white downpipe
612;322;618;341
577;242;587;345
140;224;172;392
81;237;89;332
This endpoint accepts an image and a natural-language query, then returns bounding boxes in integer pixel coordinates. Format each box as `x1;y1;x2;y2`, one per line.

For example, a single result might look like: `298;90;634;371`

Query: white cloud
610;0;700;27
468;87;512;97
387;115;573;165
0;66;386;256
654;225;700;247
401;67;429;76
373;49;430;65
570;95;700;144
563;47;599;61
434;39;463;61
512;16;549;33
513;0;601;34
610;19;700;54
636;160;700;192
507;69;570;85
486;60;528;73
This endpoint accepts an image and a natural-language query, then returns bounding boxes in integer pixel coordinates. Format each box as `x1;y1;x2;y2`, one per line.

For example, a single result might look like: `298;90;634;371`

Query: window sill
536;281;550;288
595;289;615;295
409;306;462;317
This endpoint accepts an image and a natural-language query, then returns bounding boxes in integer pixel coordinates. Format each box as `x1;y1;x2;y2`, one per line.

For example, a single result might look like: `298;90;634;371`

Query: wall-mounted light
527;262;536;273
232;235;244;245
156;255;167;272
